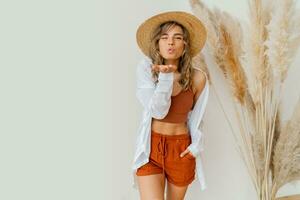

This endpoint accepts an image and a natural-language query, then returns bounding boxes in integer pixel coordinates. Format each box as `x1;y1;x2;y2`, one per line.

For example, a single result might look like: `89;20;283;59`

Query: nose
167;37;174;45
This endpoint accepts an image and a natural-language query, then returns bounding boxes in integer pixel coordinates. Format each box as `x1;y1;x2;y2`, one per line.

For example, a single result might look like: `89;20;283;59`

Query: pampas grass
265;0;300;82
272;98;300;198
189;0;300;199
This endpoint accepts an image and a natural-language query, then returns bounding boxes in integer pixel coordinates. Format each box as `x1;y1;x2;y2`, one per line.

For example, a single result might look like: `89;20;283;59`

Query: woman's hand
180;149;195;159
151;64;177;73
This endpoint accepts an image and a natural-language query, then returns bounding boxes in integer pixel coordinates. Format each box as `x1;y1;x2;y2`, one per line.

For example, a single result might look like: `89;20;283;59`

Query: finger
170;65;176;72
157;65;163;71
168;64;174;68
164;66;168;72
165;65;175;72
166;65;172;72
180;149;189;157
152;65;160;72
161;65;168;72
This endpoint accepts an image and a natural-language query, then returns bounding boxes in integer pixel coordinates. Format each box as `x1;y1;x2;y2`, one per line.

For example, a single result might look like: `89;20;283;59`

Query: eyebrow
161;33;183;36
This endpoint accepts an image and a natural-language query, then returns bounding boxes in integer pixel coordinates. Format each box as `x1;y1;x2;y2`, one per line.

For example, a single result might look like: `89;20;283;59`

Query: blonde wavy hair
149;21;194;91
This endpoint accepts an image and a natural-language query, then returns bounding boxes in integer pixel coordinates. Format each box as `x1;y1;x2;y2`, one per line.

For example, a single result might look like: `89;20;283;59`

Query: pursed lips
168;48;175;53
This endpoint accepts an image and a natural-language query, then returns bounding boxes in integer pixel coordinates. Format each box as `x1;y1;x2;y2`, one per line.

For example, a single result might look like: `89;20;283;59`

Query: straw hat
136;11;207;58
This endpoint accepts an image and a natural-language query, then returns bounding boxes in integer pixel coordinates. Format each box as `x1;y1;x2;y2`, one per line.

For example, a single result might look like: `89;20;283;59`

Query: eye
175;37;183;40
160;36;168;40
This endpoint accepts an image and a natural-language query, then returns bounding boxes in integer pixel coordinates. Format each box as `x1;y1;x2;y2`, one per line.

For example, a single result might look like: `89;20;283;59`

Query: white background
1;0;299;200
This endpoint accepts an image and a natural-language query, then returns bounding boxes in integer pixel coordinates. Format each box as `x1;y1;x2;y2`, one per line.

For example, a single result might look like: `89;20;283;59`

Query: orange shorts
136;130;196;187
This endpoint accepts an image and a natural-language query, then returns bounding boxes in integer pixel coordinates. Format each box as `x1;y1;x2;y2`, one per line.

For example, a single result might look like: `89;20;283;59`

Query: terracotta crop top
156;87;194;123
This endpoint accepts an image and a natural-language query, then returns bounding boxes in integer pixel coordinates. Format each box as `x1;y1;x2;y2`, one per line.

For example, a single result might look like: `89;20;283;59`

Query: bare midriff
151;118;189;135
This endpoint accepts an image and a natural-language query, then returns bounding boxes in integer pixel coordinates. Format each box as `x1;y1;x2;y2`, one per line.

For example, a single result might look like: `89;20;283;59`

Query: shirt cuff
158;72;174;81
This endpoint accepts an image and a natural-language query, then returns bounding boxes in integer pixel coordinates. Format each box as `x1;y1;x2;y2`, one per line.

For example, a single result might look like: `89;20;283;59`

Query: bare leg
166;181;189;200
137;173;166;200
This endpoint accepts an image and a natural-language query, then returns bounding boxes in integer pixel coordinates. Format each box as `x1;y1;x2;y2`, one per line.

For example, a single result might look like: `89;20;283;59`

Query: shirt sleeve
186;70;209;157
135;57;174;119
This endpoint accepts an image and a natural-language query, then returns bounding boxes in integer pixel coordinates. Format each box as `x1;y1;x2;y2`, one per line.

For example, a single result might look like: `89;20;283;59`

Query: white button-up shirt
131;56;209;191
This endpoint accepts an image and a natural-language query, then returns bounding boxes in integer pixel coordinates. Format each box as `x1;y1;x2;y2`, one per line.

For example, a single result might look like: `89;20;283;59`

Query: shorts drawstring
137;130;196;186
157;136;168;177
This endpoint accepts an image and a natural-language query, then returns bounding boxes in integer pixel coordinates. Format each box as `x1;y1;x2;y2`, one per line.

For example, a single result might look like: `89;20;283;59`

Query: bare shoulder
192;67;207;93
190;67;207;106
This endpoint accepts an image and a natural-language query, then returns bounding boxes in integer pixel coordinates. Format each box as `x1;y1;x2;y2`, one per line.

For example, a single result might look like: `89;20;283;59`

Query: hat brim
136;11;207;58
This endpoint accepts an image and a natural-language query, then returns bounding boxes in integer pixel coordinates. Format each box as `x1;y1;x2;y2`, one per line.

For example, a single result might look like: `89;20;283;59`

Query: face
158;25;185;62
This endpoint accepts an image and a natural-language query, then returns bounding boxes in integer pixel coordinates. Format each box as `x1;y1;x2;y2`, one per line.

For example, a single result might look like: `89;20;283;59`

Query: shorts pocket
183;140;195;160
174;139;195;161
184;152;196;160
173;140;186;161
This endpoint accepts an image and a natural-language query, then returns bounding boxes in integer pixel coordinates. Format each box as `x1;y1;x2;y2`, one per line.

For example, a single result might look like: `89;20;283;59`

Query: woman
132;11;209;199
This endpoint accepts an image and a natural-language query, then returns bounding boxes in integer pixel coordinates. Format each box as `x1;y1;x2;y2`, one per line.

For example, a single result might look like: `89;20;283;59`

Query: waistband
151;130;190;140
